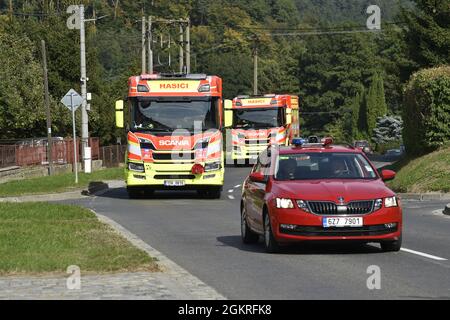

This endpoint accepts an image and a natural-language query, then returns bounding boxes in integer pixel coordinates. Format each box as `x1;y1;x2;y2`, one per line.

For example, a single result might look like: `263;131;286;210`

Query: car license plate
164;180;185;187
323;217;363;228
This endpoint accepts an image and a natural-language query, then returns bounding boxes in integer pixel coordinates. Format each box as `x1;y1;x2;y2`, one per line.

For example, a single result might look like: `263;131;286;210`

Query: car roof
277;145;362;155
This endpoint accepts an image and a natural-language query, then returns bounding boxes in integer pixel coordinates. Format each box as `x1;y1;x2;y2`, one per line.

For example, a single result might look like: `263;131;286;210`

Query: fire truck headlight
198;84;210;92
128;162;145;173
205;161;221;172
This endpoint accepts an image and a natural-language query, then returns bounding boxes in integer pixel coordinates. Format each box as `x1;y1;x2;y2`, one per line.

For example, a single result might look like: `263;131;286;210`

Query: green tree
401;0;450;68
365;73;388;135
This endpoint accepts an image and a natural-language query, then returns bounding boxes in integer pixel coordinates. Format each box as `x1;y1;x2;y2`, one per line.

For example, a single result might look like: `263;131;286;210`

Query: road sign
61;89;83;111
61;89;81;184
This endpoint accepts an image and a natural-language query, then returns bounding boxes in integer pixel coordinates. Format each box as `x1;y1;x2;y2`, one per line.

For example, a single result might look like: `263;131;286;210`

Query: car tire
263;211;280;253
380;235;402;252
241;205;259;244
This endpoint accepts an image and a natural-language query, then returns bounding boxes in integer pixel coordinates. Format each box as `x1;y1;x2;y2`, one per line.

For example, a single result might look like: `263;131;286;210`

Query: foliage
403;66;450;155
372;116;403;145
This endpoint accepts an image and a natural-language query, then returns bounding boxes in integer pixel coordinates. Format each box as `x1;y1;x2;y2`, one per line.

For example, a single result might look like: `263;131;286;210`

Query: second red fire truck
224;94;300;165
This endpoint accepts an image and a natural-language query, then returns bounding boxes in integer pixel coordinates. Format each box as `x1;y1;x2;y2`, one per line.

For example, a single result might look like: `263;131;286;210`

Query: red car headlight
275;198;294;209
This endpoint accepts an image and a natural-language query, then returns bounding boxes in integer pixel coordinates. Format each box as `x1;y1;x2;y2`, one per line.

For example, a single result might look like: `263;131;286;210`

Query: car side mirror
249;172;267;183
381;169;396;181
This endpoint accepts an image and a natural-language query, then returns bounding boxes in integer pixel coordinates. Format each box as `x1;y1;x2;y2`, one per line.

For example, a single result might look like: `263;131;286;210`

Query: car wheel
241;205;259;244
380;235;402;252
263;212;280;253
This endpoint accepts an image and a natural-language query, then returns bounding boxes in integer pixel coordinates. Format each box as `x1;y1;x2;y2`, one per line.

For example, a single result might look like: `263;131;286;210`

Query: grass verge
0;202;158;275
387;145;450;193
0;167;124;197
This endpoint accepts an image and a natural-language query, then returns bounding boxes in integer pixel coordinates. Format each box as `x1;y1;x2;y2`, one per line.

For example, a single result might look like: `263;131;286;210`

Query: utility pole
41;40;53;176
79;5;89;172
253;41;258;95
148;16;153;74
186;18;191;74
142;16;147;74
8;0;13;21
179;23;184;73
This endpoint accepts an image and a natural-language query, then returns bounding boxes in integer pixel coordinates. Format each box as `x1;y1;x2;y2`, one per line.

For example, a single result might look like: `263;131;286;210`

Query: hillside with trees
0;0;448;152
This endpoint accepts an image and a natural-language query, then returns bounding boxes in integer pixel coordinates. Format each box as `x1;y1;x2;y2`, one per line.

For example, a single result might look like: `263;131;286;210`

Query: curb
444;204;450;216
94;212;226;300
0;180;124;203
399;193;450;201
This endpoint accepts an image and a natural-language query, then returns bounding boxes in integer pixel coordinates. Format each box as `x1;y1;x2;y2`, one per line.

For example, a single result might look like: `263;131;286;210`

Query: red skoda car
241;138;402;253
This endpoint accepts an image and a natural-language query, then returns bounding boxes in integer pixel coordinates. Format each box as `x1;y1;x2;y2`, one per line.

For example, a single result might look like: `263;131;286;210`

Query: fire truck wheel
127;187;144;199
198;187;222;199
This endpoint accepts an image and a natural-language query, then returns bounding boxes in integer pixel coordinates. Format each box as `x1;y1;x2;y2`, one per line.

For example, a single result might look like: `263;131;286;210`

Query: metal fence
99;144;126;168
0;138;100;168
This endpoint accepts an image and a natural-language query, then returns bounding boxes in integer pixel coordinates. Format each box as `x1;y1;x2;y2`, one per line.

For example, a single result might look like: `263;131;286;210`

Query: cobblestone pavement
0;210;226;300
0;272;195;300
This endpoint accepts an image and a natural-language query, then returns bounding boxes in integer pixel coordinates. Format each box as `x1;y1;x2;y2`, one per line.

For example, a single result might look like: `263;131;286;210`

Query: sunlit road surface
64;166;450;300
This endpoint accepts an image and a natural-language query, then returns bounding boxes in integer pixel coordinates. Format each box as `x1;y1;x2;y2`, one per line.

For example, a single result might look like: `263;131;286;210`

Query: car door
248;158;269;233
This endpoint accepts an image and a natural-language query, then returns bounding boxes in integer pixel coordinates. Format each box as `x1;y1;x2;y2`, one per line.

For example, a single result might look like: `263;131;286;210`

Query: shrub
403;66;450;155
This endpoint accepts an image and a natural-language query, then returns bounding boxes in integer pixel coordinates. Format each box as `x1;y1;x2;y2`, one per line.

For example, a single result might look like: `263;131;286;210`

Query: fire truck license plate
164;180;185;187
323;217;363;228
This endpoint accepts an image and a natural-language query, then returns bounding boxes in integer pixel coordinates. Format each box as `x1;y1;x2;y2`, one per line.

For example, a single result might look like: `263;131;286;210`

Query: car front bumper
269;206;402;243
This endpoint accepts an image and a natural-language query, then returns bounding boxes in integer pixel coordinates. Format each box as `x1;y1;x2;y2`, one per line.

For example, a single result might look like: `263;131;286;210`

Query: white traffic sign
61;89;83;111
67;5;81;30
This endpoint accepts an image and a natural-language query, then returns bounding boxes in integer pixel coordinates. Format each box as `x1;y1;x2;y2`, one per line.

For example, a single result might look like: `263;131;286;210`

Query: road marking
234;184;241;188
228;195;235;200
228;189;234;193
401;248;447;261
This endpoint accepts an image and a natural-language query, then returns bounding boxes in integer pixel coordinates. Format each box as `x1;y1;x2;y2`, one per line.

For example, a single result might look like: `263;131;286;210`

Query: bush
403;66;450;155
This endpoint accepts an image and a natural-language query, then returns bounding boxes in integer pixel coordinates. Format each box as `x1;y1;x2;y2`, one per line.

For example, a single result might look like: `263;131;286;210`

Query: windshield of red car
274;153;378;180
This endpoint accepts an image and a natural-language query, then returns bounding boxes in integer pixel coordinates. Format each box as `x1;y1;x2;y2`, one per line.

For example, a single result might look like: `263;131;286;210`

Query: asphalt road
65;166;450;300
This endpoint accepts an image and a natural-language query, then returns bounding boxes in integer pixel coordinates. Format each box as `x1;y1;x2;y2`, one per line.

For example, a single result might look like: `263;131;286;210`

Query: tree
372;116;403;145
401;0;450;68
0;20;45;139
365;73;388;134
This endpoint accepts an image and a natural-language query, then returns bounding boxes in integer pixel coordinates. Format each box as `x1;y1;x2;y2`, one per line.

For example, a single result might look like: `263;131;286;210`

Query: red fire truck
224;94;300;165
115;73;229;199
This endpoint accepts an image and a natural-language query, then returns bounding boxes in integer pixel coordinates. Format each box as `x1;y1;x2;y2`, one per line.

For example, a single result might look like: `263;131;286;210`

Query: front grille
152;152;195;161
280;224;397;237
307;200;374;215
154;175;195;180
245;138;270;145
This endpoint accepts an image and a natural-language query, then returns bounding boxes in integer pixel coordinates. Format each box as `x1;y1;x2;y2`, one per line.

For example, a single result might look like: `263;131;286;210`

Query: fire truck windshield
233;107;284;129
132;98;219;132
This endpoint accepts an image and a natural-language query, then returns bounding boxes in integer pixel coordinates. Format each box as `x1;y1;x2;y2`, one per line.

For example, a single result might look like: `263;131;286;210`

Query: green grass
0;203;158;275
387;145;450;193
0;167;124;197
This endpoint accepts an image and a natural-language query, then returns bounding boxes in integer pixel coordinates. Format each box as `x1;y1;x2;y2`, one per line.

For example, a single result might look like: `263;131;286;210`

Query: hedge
403;66;450;155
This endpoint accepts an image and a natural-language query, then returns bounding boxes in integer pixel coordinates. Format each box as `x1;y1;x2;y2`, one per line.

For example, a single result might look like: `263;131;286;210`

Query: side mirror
223;100;233;128
381;169;396;181
249;172;267;183
115;100;124;128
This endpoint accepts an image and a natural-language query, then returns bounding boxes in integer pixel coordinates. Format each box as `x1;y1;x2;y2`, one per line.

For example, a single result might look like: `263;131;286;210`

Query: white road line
234;184;241;188
228;195;235;200
228;189;234;193
401;248;447;261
